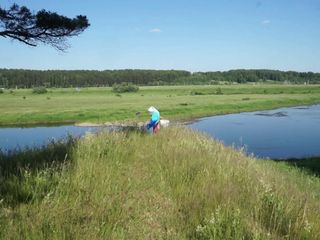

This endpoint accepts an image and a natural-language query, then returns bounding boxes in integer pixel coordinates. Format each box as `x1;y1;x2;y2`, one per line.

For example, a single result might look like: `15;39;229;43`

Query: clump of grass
0;127;319;239
179;103;188;106
190;91;205;95
195;206;251;239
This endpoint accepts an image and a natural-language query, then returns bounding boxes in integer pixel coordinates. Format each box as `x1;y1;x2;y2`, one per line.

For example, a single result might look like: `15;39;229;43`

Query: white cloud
261;19;271;25
149;28;162;33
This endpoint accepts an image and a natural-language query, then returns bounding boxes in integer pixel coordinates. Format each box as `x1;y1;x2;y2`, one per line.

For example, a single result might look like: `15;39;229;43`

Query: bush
0;89;3;94
32;87;48;94
210;80;220;85
112;82;139;93
216;87;223;95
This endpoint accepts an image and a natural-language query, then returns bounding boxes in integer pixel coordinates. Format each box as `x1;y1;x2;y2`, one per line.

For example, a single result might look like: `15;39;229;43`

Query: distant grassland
1;84;320;125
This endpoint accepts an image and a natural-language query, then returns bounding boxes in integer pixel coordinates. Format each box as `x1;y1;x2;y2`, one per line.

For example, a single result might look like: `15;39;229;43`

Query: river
187;104;320;159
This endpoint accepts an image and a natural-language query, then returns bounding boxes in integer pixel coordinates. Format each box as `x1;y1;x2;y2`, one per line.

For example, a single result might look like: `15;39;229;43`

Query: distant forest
0;69;319;88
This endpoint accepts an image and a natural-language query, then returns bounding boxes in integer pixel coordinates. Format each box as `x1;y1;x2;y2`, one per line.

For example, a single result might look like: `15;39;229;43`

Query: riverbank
1;84;320;126
1;126;320;239
275;157;320;177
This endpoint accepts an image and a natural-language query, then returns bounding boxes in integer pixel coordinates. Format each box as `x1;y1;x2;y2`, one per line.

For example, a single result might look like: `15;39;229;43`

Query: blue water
0;125;101;152
187;105;320;159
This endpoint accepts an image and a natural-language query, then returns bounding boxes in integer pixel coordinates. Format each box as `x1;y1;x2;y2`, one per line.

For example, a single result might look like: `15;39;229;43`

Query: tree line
0;69;191;88
0;69;319;88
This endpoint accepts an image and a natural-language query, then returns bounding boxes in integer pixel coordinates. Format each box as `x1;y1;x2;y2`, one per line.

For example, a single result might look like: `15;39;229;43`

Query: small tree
0;4;89;50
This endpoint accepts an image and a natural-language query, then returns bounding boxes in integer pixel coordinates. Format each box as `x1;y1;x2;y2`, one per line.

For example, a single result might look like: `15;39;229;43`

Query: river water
187;104;320;159
0;125;101;152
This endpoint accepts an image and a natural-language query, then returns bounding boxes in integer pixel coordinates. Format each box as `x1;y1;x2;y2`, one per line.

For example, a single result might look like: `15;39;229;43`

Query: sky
0;0;320;72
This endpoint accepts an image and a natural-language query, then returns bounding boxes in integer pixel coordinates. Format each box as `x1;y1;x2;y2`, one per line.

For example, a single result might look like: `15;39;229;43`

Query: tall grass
0;138;75;207
1;127;320;239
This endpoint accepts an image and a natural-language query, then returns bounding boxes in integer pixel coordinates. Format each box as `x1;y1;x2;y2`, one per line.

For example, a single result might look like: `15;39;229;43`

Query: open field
1;127;320;239
1;84;320;125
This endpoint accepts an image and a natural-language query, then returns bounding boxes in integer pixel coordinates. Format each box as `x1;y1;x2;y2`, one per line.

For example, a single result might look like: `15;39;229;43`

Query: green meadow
0;84;320;125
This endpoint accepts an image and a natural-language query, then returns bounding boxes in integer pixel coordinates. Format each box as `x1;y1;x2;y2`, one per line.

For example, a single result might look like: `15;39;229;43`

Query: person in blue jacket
146;106;160;133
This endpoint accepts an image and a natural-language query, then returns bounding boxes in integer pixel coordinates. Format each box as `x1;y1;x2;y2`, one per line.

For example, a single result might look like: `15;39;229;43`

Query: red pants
153;122;160;133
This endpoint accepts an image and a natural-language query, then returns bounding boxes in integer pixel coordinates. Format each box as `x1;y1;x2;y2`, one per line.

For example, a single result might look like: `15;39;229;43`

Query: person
146;106;160;133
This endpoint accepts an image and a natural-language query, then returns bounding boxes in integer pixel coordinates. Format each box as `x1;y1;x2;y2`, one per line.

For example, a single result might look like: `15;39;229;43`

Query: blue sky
1;0;320;72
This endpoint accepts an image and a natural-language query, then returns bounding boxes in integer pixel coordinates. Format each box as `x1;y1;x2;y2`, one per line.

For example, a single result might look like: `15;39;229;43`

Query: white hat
148;106;156;113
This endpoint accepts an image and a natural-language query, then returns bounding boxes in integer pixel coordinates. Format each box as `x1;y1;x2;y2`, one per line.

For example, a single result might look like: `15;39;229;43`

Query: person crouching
146;106;160;134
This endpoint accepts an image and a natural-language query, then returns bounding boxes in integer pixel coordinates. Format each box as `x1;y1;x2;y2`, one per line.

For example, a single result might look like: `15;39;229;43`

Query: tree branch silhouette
0;4;90;51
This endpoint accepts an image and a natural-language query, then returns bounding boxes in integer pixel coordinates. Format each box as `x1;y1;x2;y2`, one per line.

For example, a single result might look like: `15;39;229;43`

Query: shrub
210;80;220;85
0;89;3;94
112;82;139;93
32;87;48;94
216;87;223;95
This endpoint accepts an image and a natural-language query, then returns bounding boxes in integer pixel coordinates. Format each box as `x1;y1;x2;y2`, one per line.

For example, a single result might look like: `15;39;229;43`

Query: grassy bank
1;127;320;239
1;84;320;125
275;157;320;177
